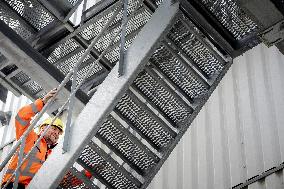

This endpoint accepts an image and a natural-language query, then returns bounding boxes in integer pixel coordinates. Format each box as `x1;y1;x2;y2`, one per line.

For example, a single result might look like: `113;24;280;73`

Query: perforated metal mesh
168;20;223;77
151;45;208;99
153;0;163;6
1;64;17;76
55;50;92;74
23;81;43;95
47;39;80;64
79;0;143;41
11;71;30;86
79;144;139;189
95;8;150;51
59;170;91;189
0;4;35;40
55;50;103;84
79;11;114;41
77;1;150;65
134;71;192;125
75;62;103;84
200;0;258;40
94;8;151;64
116;93;174;149
67;0;79;6
98;116;157;174
4;0;55;30
104;36;136;63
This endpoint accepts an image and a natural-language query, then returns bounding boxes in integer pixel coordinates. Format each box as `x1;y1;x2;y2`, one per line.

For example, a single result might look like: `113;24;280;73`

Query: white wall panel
148;44;284;189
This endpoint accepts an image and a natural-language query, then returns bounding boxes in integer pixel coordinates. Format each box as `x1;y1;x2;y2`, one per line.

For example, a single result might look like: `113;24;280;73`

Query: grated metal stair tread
78;142;142;189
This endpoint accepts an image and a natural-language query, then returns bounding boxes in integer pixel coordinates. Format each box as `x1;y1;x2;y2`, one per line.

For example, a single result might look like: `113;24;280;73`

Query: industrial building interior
0;0;284;188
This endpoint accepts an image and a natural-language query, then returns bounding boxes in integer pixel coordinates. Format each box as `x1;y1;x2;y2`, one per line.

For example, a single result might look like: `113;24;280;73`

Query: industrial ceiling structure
0;0;283;188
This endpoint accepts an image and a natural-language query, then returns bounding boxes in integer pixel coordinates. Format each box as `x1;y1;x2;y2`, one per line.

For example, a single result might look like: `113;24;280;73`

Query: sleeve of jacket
15;99;44;140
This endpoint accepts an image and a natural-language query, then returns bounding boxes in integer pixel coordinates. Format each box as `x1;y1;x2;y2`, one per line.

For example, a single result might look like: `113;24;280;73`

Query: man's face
40;125;63;146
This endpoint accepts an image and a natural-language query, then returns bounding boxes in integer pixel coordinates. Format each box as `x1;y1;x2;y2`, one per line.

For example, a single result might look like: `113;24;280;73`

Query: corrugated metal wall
148;44;284;189
0;93;31;153
0;93;31;180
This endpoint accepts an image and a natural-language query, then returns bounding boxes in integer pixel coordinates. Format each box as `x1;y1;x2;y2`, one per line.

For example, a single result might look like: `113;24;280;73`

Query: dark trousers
1;182;25;189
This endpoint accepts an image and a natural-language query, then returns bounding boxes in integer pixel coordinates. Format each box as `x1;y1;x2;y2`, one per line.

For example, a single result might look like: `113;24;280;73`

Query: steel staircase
0;0;274;188
29;0;234;188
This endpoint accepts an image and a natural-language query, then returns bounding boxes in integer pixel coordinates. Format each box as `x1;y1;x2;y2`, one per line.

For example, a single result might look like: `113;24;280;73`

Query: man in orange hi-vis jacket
1;88;63;189
1;88;93;189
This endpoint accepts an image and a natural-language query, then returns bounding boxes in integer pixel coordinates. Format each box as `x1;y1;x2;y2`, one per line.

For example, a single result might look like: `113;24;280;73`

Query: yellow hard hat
40;117;64;132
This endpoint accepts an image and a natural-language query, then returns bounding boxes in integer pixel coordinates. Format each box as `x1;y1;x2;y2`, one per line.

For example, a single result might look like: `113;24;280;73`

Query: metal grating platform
200;0;258;40
0;2;36;40
3;0;55;30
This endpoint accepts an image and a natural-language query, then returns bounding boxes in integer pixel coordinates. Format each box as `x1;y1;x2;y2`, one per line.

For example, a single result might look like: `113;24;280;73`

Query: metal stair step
58;167;99;189
115;91;176;153
161;41;210;90
96;115;159;176
133;69;193;128
3;0;55;31
164;36;210;80
77;142;142;189
180;17;226;66
46;38;81;63
167;19;224;78
0;1;36;41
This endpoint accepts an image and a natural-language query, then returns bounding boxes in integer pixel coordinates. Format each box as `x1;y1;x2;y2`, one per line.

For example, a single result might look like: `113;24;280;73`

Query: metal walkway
1;0;281;188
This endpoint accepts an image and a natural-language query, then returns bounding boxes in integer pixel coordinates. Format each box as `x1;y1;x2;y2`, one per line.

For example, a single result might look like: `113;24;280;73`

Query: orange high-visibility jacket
2;99;51;187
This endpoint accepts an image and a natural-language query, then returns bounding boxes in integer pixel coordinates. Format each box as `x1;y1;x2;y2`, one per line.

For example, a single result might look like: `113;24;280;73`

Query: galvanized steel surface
148;44;284;189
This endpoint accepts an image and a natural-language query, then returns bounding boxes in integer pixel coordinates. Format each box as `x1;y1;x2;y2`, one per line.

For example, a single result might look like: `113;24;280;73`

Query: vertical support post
80;0;88;26
62;66;78;153
13;137;26;189
62;0;89;153
118;0;129;76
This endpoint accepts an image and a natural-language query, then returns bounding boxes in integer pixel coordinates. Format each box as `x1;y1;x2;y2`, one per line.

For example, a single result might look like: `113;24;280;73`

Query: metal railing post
118;0;129;76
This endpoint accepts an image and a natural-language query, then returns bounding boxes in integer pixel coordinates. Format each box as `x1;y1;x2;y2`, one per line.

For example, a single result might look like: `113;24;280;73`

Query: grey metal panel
147;44;284;189
237;0;283;29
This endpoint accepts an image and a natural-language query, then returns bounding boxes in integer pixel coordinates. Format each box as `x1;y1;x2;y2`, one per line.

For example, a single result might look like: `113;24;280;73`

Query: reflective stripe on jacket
2;99;51;187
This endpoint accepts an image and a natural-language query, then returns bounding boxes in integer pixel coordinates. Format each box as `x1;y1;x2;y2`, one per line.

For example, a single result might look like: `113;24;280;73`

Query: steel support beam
27;1;179;188
232;162;284;189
